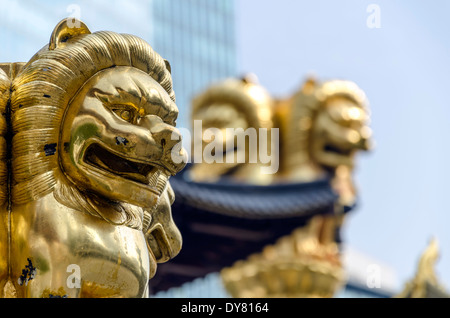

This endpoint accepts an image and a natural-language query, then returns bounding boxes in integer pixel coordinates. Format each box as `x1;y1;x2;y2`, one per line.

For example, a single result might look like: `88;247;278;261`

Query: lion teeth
155;171;168;195
147;169;160;187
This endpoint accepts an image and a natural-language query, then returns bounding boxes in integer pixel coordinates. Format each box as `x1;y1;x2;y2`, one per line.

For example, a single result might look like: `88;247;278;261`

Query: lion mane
282;79;369;172
10;28;174;228
0;69;9;205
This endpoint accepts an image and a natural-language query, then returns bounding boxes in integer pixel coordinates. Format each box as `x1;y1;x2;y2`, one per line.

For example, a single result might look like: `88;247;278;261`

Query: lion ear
164;59;172;74
49;18;91;50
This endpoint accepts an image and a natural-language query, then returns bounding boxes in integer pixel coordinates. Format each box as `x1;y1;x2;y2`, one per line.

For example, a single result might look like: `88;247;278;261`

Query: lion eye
120;110;131;121
111;107;136;123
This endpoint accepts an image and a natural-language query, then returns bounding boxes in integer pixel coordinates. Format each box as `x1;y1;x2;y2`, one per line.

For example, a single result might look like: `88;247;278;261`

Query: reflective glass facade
151;0;237;129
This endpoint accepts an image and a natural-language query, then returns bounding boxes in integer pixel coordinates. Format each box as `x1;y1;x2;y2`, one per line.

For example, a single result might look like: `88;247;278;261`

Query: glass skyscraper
151;0;237;129
0;0;237;129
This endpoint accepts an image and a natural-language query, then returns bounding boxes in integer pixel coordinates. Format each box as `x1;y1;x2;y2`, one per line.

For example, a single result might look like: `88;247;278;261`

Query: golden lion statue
276;77;371;207
189;75;372;298
0;19;187;298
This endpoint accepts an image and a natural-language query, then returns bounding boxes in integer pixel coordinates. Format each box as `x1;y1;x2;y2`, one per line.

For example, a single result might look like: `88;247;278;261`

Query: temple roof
170;170;338;220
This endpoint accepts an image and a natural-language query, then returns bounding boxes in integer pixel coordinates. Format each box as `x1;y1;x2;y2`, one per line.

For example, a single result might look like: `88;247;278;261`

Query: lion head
279;78;371;181
10;19;187;269
276;78;371;210
189;75;275;184
309;80;371;170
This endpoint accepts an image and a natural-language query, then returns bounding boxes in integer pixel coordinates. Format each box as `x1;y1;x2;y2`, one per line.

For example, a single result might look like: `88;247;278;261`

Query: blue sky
235;0;450;290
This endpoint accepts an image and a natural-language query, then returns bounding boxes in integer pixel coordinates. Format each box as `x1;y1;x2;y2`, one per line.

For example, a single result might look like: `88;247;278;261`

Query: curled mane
11;31;174;210
0;69;9;205
192;77;274;130
0;69;9;105
283;79;368;171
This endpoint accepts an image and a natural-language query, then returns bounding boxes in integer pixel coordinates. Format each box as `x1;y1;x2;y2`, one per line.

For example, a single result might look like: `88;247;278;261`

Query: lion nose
154;125;182;153
141;115;187;173
358;126;372;151
154;127;187;174
358;137;371;151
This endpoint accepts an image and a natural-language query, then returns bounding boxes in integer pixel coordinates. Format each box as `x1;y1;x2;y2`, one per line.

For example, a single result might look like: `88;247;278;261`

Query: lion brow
94;86;178;126
131;77;178;125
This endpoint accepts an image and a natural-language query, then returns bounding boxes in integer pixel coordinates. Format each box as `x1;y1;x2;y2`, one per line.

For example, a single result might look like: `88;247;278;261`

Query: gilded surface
0;19;187;297
221;217;345;298
190;76;371;204
277;78;371;207
190;76;371;297
0;68;9;295
189;75;275;184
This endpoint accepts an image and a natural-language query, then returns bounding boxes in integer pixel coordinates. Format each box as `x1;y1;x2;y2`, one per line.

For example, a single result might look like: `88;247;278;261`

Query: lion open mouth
323;144;352;156
84;143;168;194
